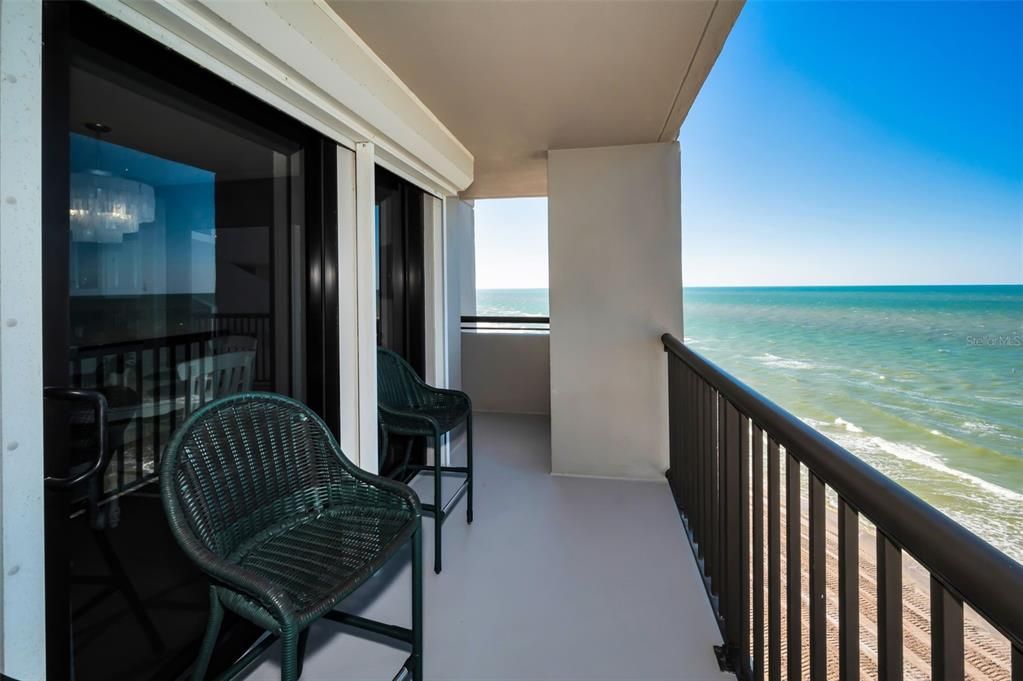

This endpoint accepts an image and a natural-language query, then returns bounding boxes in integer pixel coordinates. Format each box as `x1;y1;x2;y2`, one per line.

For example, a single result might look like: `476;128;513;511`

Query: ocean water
476;288;549;317
477;285;1023;563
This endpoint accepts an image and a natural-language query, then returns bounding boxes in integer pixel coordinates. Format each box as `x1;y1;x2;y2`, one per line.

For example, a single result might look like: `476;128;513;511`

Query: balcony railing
460;315;550;332
661;333;1023;680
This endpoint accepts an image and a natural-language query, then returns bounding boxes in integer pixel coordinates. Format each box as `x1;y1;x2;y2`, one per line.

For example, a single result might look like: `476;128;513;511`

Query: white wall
547;142;681;480
444;198;472;390
462;332;550;415
442;198;472;463
0;0;46;676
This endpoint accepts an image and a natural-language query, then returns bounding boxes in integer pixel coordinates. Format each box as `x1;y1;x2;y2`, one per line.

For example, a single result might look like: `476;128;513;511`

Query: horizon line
476;283;1023;290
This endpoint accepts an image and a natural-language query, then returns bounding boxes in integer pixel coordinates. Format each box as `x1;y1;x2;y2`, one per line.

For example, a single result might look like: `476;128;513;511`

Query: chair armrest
379;403;443;434
163;512;296;623
422;385;472;410
328;443;423;517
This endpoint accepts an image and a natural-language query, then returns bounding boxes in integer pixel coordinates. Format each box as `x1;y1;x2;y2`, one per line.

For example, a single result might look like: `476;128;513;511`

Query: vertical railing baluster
768;438;781;681
679;362;688;516
683;362;691;514
666;357;679;502
753;424;765;681
136;345;146;482
739;413;751;675
724;401;744;667
674;360;683;508
694;375;704;556
677;361;684;508
700;380;709;565
710;390;720;601
152;345;161;472
786;453;801;681
718;393;728;623
877;533;903;681
692;375;700;540
930;576;963;681
185;340;193;416
838;498;859;681
169;341;177;433
809;473;826;680
198;337;208;407
685;364;694;522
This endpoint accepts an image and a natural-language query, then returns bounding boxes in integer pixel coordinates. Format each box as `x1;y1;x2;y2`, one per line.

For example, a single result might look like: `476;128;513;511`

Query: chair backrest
177;350;255;413
160;393;352;560
377;347;424;409
210;334;258;355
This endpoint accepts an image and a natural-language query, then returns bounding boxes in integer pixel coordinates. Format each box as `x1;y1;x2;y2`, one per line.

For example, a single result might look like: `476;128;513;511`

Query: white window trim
87;0;472;198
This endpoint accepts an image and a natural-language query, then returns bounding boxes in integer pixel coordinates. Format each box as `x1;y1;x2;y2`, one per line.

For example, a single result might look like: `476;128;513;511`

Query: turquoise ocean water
477;285;1023;563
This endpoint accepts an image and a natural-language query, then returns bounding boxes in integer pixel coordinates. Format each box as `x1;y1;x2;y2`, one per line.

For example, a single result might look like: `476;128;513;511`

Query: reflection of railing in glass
68;313;271;505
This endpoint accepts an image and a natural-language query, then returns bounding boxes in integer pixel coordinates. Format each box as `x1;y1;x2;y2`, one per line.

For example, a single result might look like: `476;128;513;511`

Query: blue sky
474;197;549;289
475;0;1022;288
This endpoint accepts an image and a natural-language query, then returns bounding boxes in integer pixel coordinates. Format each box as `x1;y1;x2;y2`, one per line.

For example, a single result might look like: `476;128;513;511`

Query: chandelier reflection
70;123;156;243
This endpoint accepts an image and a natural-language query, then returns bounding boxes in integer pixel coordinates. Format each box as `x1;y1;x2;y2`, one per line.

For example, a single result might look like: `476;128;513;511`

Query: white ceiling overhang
329;0;744;198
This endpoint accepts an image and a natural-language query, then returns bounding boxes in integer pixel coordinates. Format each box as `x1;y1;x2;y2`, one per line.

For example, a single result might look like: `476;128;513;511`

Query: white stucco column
547;142;682;480
0;0;46;676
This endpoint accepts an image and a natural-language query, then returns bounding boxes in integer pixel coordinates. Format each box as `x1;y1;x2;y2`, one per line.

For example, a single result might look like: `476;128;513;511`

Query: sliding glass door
42;4;339;679
375;167;429;475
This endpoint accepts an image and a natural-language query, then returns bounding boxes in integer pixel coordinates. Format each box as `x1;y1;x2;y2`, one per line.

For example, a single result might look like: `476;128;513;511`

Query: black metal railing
460;315;550;332
662;333;1023;680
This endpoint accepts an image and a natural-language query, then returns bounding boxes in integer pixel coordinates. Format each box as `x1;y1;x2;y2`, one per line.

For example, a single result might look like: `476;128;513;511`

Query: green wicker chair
160;392;423;681
377;347;473;574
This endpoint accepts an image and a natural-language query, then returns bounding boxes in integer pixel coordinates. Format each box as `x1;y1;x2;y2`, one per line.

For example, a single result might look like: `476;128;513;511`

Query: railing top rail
461;315;550;324
661;332;1023;646
72;330;218;355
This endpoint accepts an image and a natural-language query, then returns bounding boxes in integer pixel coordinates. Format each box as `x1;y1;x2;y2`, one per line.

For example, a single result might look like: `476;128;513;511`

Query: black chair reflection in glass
377;347;473;573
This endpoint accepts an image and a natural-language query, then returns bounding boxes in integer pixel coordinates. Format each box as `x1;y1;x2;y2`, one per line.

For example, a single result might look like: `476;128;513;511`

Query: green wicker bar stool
160;392;423;681
377;347;473;574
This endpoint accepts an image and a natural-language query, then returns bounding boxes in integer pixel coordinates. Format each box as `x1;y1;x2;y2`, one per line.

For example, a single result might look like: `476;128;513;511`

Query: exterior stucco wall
547;143;682;480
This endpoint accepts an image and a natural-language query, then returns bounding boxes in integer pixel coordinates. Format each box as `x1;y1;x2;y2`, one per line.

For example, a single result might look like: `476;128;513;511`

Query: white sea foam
834;417;864;433
821;426;1023;504
754;352;816;370
802;417;829;428
961;420;1000;436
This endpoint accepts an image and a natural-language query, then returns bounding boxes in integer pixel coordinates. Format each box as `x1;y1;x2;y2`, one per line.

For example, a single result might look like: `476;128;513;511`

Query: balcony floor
241;413;723;681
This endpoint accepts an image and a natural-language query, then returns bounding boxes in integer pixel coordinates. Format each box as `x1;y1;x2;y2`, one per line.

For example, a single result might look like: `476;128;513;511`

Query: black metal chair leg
433;432;443;574
399;438;414;478
191;588;223;681
411;524;423;681
296;629;309;679
280;626;300;681
466;412;474;524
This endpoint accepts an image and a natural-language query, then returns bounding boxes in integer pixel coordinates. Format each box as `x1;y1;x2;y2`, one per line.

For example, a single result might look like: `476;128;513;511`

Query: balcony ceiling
328;0;743;198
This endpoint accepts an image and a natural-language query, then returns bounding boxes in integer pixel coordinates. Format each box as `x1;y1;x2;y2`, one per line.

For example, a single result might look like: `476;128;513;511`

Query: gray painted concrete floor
242;413;724;681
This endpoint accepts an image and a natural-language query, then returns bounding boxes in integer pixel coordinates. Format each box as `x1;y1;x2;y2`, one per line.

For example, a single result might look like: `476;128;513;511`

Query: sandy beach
750;489;1014;680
